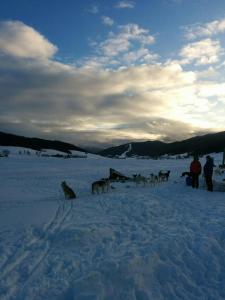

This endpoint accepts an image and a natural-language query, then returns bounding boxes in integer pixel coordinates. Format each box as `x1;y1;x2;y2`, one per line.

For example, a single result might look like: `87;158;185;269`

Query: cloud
179;38;223;65
87;4;99;14
115;1;135;9
0;49;211;146
99;23;155;57
122;48;159;64
196;66;219;80
101;16;114;26
0;21;57;59
184;17;225;40
80;23;156;69
0;21;224;147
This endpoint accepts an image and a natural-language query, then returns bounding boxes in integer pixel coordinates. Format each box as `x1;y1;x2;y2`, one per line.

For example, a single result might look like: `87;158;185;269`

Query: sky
0;0;225;148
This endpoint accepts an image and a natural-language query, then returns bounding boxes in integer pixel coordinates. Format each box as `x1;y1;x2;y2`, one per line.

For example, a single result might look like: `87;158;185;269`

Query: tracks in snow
0;200;73;300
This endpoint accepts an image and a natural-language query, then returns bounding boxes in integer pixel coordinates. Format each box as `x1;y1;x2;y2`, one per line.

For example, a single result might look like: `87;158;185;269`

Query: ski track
14;186;225;300
0;200;73;300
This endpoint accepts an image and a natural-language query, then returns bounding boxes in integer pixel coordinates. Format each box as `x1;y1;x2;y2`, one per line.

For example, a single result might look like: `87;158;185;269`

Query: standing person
204;155;214;192
190;155;202;189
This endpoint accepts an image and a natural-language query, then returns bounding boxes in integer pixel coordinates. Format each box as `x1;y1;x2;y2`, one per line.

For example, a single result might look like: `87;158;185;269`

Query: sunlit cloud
196;66;220;80
79;23;156;69
0;21;57;59
122;48;159;64
179;38;223;65
184;17;225;40
100;24;155;57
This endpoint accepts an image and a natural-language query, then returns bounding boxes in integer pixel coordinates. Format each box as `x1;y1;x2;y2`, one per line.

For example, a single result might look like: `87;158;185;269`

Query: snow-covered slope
0;153;225;299
120;143;132;158
0;146;93;158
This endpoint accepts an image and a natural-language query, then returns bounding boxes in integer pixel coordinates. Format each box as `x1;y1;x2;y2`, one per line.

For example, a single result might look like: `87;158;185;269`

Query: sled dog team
61;170;171;199
132;170;170;186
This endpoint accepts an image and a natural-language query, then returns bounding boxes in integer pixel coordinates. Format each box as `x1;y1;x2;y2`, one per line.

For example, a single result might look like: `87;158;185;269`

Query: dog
148;173;158;185
214;167;224;175
92;178;110;194
61;181;76;199
181;171;191;177
133;174;148;186
158;170;170;182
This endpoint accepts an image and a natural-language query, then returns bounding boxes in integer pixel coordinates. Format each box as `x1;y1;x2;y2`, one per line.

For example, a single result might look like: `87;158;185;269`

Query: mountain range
99;131;225;158
1;131;225;158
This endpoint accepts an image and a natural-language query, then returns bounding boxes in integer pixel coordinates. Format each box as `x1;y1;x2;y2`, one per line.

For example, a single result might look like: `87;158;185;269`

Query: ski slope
0;151;225;300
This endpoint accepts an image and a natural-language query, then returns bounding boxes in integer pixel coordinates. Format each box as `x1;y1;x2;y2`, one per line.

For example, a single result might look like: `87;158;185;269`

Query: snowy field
0;149;225;300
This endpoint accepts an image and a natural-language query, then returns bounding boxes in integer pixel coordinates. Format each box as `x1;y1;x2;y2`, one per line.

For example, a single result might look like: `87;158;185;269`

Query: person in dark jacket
190;156;202;188
204;155;214;191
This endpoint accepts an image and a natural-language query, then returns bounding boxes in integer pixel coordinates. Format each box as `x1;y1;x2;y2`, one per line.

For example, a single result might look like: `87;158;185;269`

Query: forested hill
0;131;86;154
99;131;225;158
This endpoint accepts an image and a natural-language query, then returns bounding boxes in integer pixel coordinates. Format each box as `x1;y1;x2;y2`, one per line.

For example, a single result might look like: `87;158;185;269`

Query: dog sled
109;168;131;182
212;180;225;192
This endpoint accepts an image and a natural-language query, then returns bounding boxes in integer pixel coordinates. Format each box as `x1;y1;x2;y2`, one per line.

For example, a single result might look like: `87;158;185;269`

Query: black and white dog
158;170;171;182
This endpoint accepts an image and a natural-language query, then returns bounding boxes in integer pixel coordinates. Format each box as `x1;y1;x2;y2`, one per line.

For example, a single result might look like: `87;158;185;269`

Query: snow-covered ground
0;150;225;300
